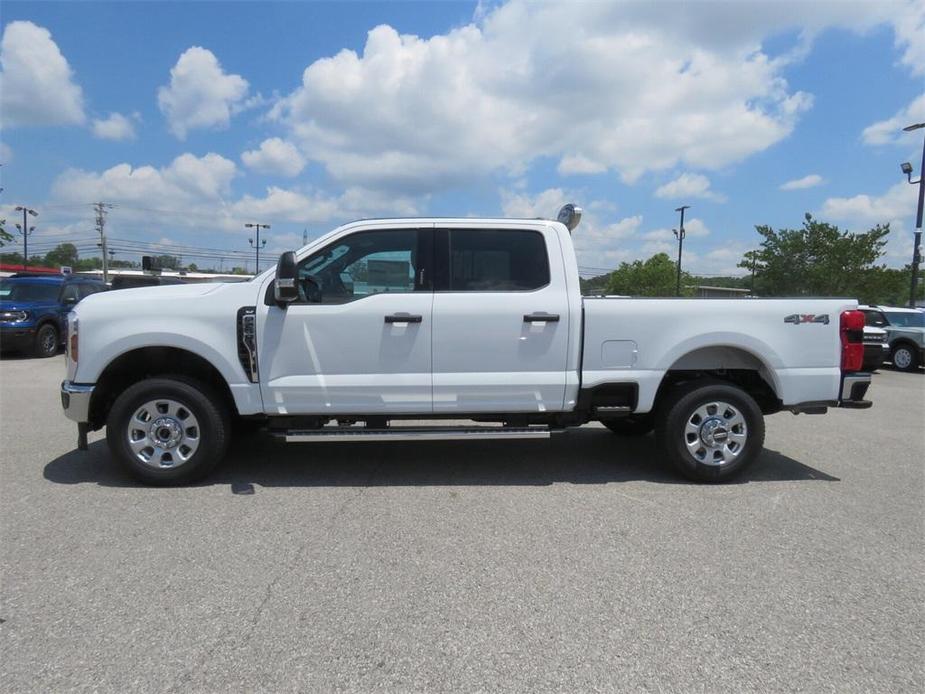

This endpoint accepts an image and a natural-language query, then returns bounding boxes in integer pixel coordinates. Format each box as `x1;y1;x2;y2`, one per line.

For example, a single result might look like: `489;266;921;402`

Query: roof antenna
556;203;582;232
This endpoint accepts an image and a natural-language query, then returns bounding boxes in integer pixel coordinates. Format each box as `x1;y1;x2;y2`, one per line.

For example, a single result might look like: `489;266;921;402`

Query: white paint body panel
581;298;855;412
69;216;855;422
257;292;434;414
432;222;571;413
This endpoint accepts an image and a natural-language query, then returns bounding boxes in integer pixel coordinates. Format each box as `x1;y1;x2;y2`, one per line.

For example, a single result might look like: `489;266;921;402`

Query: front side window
296;229;426;304
446;229;549;291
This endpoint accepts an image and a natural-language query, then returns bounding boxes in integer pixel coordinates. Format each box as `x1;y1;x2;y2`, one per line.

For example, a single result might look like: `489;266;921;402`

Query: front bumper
61;380;94;423
839;372;872;409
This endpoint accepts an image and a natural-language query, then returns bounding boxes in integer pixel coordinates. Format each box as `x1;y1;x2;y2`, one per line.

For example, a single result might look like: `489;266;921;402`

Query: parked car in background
859;305;925;372
861;324;889;371
0;275;107;357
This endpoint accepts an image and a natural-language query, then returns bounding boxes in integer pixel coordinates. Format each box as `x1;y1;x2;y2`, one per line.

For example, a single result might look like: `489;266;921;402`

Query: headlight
67;313;79;363
0;310;29;322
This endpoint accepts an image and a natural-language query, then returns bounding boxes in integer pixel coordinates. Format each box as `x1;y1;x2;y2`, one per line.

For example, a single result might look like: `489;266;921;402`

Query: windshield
883;311;925;328
0;280;61;303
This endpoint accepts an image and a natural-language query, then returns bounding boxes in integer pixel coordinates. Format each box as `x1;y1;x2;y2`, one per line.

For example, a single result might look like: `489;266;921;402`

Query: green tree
44;242;79;268
739;214;890;298
0;219;12;247
606;253;692;296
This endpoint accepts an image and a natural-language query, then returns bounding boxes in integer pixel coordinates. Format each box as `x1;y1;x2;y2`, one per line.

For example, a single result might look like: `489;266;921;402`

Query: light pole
900;122;925;308
245;222;270;274
14;206;38;270
673;205;690;296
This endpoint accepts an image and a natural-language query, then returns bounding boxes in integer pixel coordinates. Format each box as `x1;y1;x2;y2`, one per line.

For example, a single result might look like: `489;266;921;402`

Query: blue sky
1;0;923;275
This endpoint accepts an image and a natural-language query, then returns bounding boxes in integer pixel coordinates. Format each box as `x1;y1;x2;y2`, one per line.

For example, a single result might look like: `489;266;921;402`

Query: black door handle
385;313;423;323
523;313;560;323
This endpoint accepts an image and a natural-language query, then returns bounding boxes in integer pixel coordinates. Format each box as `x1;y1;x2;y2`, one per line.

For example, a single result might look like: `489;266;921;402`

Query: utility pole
245;222;270;273
93;202;114;283
14;206;38;270
673;205;690;297
900;122;925;308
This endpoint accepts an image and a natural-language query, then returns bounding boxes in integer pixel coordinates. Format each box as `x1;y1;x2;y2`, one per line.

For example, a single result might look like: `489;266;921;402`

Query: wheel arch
654;344;782;415
88;346;238;430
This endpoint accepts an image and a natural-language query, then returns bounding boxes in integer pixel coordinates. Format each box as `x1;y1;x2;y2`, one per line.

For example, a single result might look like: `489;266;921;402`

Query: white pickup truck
61;205;872;485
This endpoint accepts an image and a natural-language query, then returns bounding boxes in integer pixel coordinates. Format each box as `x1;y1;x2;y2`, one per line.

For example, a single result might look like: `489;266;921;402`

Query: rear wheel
603;415;654;436
891;343;919;372
33;323;58;358
106;377;230;485
655;381;765;483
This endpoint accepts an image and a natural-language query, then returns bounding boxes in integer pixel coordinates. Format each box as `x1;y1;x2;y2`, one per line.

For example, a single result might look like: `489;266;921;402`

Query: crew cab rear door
431;224;570;413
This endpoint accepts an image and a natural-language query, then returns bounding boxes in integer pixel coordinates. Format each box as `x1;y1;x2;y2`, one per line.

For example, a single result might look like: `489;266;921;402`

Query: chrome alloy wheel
127;399;200;469
684;401;748;466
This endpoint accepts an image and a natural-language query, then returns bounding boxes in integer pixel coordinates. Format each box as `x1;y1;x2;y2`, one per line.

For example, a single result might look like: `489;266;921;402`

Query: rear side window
446;229;549;291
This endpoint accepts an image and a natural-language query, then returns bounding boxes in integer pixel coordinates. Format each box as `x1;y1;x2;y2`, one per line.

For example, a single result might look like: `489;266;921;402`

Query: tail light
840;310;864;372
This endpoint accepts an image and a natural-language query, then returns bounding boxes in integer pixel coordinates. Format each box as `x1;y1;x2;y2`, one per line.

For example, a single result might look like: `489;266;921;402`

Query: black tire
890;343;919;372
603;415;655;436
33;323;59;358
106;377;230;485
655;381;765;483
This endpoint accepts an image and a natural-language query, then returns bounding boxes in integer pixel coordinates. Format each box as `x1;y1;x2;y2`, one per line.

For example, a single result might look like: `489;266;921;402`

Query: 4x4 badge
784;313;830;325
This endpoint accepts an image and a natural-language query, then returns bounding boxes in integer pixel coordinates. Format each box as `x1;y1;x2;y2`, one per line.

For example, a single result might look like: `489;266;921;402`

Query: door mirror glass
274;251;299;305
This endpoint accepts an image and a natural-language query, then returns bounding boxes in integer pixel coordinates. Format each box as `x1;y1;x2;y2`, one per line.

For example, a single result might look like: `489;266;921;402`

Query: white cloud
241;138;306;177
48;153;417;239
820;182;916;227
780;173;824;190
892;0;925;76
862;93;925;145
52;152;237;209
268;1;917;194
157;47;249;139
820;182;919;264
91;112;138;141
500;187;569;219
0;21;85;127
0;142;12;163
654;173;726;202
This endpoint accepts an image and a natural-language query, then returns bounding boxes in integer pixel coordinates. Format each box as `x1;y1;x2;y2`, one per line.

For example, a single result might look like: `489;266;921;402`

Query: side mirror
63;295;78;306
274;251;299;305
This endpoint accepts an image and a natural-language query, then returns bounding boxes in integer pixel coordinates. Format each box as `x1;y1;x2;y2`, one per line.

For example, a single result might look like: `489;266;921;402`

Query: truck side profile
61;207;873;485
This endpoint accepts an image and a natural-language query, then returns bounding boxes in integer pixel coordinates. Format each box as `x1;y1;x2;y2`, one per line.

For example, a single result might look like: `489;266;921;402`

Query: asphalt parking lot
1;356;923;692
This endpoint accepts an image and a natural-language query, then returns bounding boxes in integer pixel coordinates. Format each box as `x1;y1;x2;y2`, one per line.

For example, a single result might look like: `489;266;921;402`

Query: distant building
691;285;752;298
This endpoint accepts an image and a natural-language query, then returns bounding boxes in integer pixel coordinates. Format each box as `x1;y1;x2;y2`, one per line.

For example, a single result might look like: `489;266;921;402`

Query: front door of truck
431;225;571;413
258;226;434;415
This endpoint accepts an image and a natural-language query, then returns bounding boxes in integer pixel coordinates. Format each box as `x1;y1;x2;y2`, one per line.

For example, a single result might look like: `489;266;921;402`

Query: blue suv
0;275;107;358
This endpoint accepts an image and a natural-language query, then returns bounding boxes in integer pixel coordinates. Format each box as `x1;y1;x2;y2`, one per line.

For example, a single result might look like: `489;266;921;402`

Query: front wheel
106;377;230;485
891;343;919;372
655;381;765;483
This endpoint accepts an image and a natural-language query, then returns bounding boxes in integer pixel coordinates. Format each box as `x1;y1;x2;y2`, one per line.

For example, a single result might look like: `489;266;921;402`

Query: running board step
281;426;557;443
